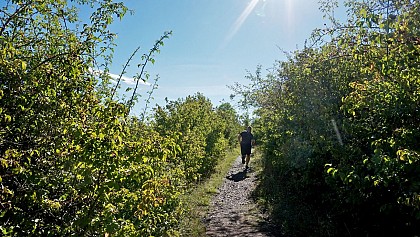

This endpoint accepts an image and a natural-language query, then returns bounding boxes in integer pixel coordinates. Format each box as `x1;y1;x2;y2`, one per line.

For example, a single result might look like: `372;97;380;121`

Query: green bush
235;0;420;235
0;1;241;236
153;93;240;182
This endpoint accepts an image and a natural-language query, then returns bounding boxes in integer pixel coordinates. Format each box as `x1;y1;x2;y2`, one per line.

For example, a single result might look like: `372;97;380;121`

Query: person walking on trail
238;126;255;170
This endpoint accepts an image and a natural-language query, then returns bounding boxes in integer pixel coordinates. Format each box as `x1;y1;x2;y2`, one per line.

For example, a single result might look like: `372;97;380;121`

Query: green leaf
327;167;336;174
4;114;11;122
360;8;367;18
21;61;27;70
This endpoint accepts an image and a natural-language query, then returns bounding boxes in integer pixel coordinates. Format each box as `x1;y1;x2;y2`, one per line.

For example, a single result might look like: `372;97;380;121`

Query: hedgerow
233;0;420;235
0;1;241;236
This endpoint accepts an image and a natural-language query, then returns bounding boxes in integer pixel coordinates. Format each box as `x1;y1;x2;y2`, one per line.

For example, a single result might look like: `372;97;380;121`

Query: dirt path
205;155;274;237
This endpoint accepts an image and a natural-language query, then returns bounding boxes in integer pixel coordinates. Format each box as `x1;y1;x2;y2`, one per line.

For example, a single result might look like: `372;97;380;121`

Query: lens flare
331;119;343;146
285;0;294;29
256;0;267;18
220;0;260;49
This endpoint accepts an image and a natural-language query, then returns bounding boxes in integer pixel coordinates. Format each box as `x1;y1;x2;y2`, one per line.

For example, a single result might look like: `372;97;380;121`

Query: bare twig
127;31;172;114
110;46;140;100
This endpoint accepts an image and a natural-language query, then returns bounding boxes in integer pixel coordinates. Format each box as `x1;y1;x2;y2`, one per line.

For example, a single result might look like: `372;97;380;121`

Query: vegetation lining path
205;154;273;237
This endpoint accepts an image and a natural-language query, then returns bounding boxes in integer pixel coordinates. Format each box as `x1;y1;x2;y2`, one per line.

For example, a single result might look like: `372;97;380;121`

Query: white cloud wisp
89;67;151;86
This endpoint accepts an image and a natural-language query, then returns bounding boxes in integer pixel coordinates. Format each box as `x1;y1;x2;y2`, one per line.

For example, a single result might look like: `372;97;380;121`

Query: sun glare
218;0;297;50
285;0;294;29
220;0;261;49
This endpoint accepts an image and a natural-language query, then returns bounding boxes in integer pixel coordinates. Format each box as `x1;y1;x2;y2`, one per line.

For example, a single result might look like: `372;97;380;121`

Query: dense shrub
235;0;420;235
0;1;240;236
153;94;240;182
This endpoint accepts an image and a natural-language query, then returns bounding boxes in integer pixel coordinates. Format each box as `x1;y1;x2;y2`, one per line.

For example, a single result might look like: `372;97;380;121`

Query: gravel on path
205;154;275;237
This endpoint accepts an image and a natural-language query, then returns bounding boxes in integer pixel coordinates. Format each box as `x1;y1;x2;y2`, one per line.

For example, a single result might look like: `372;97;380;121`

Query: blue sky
103;0;347;116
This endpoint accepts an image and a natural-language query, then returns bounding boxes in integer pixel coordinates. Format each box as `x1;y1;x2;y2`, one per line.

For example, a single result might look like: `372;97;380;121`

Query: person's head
247;126;252;132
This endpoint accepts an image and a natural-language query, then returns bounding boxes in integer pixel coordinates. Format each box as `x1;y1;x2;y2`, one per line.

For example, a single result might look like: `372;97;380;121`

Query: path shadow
226;169;248;182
